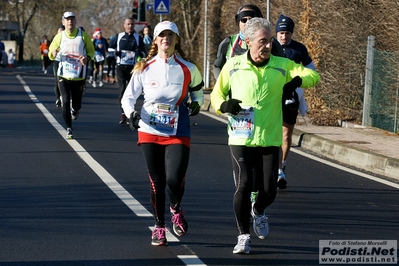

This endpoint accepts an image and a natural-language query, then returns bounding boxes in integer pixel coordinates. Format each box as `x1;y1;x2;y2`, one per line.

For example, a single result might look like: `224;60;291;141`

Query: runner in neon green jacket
48;11;95;140
211;52;320;147
210;17;320;255
48;25;95;81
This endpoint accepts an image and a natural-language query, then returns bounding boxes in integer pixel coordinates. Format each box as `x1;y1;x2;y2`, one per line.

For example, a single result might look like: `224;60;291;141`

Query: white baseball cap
62;11;75;19
153;21;179;37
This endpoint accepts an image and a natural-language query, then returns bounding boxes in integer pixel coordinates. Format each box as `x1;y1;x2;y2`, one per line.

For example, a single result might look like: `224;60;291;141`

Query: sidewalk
202;93;399;182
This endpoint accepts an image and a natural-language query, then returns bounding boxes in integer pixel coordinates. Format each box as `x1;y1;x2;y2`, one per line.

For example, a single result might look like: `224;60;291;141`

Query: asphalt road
0;70;398;266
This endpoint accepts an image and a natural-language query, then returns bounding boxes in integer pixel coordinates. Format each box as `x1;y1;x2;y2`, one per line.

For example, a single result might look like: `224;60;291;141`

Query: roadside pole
362;36;374;127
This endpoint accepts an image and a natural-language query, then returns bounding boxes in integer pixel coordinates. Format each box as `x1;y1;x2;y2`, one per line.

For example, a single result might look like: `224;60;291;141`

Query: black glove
129;111;141;131
220;99;242;115
188;101;200;116
283;76;302;102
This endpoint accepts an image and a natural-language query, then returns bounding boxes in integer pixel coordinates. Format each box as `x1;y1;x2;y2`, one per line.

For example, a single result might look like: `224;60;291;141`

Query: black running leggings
140;143;190;226
52;61;60;99
116;65;133;113
106;57;116;78
58;78;84;128
230;145;279;235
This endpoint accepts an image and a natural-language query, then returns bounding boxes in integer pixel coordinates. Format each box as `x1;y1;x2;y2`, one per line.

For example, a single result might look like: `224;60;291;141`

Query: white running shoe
71;108;79;120
88;76;93;84
251;203;269;239
233;234;251;254
92;81;97;88
66;128;73;140
99;81;103;87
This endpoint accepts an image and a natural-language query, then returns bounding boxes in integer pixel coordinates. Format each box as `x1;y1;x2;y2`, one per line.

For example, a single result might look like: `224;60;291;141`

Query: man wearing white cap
121;21;204;246
49;11;95;139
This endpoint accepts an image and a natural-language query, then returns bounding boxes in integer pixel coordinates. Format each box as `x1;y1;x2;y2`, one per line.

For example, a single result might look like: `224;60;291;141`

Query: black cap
276;15;295;33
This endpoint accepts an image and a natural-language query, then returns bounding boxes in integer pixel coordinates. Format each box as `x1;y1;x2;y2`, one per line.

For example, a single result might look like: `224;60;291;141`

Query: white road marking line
17;75;152;217
177;255;208;266
20;75;205;266
147;227;207;265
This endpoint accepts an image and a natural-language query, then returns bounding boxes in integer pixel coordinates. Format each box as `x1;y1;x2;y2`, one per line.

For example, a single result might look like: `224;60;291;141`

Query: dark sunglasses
240;18;252;23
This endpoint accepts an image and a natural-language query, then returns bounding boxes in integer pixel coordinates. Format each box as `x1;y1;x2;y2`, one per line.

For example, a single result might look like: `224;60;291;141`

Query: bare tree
5;0;80;62
5;0;39;61
177;0;203;60
76;0;133;38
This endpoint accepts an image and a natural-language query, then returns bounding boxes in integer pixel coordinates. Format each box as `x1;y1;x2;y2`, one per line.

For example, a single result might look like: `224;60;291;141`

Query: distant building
0;18;19;41
0;13;19;63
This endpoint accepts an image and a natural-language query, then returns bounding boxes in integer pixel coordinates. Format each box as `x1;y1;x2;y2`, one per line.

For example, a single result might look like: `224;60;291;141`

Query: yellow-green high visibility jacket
211;52;320;147
49;28;95;81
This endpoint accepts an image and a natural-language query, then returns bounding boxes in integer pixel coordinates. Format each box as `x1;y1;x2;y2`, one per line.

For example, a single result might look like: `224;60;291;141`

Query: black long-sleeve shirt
109;31;146;65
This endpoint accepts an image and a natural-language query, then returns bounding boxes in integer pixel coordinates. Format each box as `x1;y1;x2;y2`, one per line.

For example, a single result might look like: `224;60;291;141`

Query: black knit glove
129;111;141;131
188;101;200;116
283;76;302;103
220;99;242;115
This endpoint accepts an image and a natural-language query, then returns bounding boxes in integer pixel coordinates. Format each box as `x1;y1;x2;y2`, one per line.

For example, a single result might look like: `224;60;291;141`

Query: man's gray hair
243;17;273;41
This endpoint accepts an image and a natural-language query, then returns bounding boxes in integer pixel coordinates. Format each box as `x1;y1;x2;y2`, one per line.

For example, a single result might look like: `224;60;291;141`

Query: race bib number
58;54;83;79
228;106;255;138
146;103;179;135
95;54;105;62
120;50;136;65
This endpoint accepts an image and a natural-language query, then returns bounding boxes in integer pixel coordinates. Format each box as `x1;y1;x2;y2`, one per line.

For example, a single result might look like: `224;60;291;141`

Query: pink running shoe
170;207;188;236
151;226;167;246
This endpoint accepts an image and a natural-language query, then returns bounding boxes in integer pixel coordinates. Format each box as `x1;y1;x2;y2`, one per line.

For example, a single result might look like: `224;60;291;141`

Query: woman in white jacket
121;21;204;246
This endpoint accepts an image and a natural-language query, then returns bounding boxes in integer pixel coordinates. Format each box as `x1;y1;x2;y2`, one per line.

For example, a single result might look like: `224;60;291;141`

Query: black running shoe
277;171;287;189
119;113;128;124
55;98;62;107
